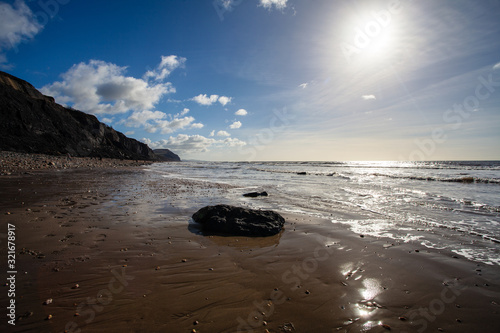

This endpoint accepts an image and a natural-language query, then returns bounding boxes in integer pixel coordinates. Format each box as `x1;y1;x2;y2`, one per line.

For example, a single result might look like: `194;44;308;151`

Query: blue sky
1;0;499;161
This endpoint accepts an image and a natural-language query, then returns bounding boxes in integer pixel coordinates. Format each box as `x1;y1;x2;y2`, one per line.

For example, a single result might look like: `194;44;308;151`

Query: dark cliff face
153;149;181;162
0;71;179;161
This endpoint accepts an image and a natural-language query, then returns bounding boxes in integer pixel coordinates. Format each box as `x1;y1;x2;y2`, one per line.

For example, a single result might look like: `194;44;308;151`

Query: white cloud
192;94;219;106
123;110;200;134
235;109;248;116
217;130;231;137
41;59;178;115
144;55;186;81
143;134;246;154
493;62;500;71
191;94;232;106
153;116;197;134
299;83;308;89
176;108;190;117
219;0;236;10
362;95;377;100
125;131;135;136
125;110;166;127
259;0;288;10
229;121;242;129
102;117;114;124
218;96;232;106
190;123;204;129
144;134;216;153
0;0;43;67
209;130;215;137
223;137;246;147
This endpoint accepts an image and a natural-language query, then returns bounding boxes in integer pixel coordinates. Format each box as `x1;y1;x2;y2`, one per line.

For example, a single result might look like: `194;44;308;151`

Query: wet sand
1;167;500;332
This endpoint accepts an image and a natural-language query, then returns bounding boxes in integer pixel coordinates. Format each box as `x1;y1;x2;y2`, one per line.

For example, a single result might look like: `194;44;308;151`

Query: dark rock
153;149;181;162
297;172;307;175
192;204;285;237
0;71;176;161
243;191;268;198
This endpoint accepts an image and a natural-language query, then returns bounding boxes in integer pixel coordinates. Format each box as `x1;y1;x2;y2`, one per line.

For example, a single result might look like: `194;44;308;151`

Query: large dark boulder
192;204;285;237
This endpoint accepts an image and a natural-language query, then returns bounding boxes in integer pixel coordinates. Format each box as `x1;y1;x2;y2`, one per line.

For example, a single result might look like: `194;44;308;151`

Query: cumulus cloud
0;0;43;67
122;108;202;134
217;0;237;10
148;116;197;134
191;94;232;106
235;109;248;116
209;130;215;137
41;58;180;115
259;0;288;10
218;95;232;106
229;121;242;129
190;123;204;129
362;94;377;100
217;130;231;137
222;137;247;147
493;61;500;71
143;134;246;154
192;94;219;106
176;108;190;117
125;110;166;126
144;55;186;81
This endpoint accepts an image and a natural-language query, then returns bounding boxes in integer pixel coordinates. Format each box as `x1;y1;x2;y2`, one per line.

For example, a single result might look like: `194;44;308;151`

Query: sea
148;161;500;266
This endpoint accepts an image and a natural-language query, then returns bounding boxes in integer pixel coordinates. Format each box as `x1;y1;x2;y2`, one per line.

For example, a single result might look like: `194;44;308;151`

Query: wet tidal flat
1;168;500;332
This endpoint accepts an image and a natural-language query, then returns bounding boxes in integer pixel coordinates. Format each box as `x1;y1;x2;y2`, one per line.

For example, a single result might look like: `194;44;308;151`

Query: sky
1;0;499;161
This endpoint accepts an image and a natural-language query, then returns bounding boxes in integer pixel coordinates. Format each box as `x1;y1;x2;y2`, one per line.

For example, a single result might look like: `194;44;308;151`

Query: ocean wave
251;166;500;185
369;173;500;185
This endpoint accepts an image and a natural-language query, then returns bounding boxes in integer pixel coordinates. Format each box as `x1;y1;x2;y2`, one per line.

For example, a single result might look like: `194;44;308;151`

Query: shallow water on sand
149;160;500;265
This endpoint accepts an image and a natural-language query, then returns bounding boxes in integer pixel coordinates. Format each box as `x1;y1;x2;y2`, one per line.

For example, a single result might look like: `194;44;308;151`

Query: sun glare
338;6;401;66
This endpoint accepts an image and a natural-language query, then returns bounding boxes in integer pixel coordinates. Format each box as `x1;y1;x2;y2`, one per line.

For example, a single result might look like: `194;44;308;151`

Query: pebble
71;283;80;289
43;298;53;305
46;314;53;320
181;259;187;262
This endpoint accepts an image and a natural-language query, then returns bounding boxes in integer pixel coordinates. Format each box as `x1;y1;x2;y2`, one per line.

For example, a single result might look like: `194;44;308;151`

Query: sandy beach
1;163;500;333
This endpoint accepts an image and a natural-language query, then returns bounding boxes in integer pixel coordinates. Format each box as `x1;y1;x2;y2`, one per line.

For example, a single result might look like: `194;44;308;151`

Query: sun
338;8;400;65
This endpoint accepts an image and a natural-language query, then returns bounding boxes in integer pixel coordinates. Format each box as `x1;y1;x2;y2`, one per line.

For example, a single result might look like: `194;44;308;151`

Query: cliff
0;71;179;161
153;149;181;162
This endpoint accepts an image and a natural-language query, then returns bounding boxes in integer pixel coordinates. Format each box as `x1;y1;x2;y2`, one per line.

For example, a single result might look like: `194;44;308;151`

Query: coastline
0;151;156;176
0;166;499;332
